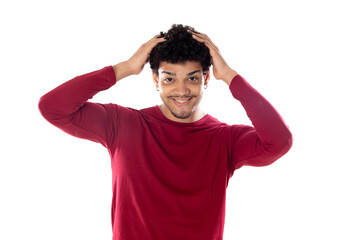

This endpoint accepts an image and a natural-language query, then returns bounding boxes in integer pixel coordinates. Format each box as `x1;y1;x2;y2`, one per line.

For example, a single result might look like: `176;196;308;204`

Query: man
39;24;292;240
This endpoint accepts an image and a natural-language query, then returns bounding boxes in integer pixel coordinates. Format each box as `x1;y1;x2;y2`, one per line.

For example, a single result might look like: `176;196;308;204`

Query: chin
170;110;193;119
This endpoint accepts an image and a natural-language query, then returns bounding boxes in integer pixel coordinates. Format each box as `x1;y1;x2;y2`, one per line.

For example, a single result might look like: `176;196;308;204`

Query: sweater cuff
105;65;117;86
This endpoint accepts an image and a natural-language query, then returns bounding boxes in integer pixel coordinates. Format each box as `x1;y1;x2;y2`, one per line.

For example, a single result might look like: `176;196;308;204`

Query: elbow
263;130;293;164
38;94;56;122
273;130;293;159
38;95;48;119
284;129;293;153
243;131;293;168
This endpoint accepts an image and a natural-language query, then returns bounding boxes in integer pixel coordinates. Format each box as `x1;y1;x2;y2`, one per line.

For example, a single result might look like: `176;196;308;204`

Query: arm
190;31;292;169
38;66;118;148
229;75;293;168
38;35;165;147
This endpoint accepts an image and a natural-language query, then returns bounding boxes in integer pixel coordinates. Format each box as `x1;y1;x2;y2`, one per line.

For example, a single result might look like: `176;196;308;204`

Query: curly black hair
149;24;211;75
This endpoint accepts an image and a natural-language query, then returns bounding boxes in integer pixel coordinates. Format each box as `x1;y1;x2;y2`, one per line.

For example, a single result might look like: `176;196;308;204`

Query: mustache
167;95;196;98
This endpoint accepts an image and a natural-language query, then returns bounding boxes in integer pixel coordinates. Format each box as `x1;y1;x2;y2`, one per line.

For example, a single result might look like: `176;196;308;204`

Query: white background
1;0;359;239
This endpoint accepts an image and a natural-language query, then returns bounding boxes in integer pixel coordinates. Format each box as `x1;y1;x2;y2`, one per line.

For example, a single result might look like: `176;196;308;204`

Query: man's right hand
113;35;166;81
127;35;166;75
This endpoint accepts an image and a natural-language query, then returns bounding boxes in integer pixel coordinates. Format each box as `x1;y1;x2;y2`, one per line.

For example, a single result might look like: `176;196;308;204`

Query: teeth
173;97;192;104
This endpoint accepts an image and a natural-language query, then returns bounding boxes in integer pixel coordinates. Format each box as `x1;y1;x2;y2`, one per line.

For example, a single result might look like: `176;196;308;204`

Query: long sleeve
229;75;293;170
38;66;117;148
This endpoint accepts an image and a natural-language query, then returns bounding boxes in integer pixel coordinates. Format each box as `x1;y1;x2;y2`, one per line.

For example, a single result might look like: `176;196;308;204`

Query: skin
189;30;238;85
112;31;238;123
152;61;210;123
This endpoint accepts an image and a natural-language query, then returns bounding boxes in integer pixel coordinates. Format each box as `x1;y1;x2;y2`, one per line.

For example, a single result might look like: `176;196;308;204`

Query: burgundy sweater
38;66;292;240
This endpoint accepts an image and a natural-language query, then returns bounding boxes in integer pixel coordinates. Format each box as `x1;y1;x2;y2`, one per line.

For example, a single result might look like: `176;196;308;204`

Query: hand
126;35;166;75
189;30;237;85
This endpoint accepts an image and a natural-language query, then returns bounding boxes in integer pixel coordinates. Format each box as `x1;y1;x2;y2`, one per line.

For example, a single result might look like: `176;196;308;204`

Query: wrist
222;69;238;86
112;61;134;81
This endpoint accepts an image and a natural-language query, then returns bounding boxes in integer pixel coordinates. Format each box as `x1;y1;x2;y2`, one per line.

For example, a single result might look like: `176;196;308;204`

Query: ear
152;71;159;89
204;70;210;85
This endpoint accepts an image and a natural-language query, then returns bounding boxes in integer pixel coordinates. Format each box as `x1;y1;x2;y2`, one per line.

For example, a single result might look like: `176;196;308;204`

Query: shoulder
97;103;145;125
229;124;255;138
97;105;162;123
100;103;137;115
205;114;251;132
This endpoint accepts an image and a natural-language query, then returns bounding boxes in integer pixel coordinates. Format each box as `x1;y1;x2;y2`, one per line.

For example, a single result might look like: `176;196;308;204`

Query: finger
188;30;210;44
155;38;166;45
192;34;210;49
187;30;220;53
146;35;165;47
193;33;216;48
187;29;200;35
187;30;209;40
188;30;204;40
191;33;218;51
154;34;166;42
190;33;202;40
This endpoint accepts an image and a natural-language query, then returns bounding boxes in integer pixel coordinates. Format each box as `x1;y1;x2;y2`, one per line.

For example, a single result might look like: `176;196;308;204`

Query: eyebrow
161;70;201;76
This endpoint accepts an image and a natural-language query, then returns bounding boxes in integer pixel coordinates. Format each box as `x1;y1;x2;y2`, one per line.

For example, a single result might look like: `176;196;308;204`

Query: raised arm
38;66;118;148
229;75;293;169
38;35;165;148
189;30;292;169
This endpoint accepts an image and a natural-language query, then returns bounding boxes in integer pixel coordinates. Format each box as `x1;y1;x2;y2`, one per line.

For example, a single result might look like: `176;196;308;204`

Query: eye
164;77;174;83
188;76;198;82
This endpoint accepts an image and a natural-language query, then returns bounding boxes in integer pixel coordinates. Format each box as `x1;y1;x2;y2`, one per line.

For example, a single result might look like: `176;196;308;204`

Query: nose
175;80;190;95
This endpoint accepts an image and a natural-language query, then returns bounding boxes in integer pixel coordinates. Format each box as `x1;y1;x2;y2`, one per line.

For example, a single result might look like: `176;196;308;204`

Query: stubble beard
170;108;193;119
165;96;199;120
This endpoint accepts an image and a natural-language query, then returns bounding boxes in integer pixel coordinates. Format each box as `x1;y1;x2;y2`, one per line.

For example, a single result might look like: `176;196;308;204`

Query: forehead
158;61;202;74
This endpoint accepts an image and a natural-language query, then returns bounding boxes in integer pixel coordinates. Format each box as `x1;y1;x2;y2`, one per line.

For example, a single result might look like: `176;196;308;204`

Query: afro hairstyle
149;24;212;75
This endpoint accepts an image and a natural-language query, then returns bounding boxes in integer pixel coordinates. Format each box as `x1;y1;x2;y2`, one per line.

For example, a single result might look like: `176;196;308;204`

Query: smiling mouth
174;98;191;103
169;96;194;106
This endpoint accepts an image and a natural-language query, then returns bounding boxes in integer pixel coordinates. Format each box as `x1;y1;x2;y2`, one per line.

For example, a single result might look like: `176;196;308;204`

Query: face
152;61;210;123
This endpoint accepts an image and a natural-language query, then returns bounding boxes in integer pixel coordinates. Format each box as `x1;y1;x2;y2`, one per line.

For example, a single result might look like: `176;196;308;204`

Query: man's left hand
189;30;237;85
